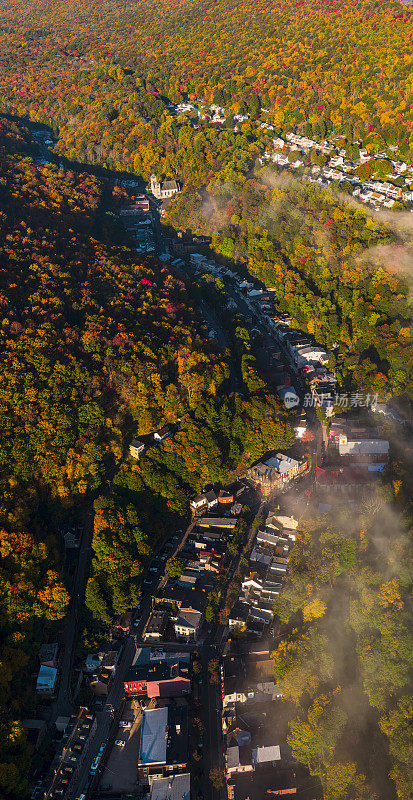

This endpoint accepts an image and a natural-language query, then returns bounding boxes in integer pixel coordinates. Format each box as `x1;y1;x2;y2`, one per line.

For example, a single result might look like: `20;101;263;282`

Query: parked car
89;757;99;774
115;739;126;747
119;721;132;728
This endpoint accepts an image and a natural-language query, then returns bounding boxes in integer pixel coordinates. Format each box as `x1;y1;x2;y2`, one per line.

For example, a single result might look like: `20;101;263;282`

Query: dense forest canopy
272;490;413;800
0;118;225;793
0;0;412;797
0;117;295;797
0;0;411;182
165;177;413;397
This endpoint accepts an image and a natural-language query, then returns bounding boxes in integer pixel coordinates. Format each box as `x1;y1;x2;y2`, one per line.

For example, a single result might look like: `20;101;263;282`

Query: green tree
165;557;184;577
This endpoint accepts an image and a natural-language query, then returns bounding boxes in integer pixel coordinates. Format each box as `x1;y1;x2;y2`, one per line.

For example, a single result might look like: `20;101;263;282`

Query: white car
115;740;126;747
119;721;132;729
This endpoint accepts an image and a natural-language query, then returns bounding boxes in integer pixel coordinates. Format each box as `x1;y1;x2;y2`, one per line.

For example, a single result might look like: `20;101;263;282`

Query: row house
42;709;97;800
124;660;190;698
241;572;283;601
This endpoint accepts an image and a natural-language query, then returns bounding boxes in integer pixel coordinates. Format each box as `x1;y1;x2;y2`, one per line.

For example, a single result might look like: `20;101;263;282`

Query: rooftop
150;773;190;800
145;611;168;635
229;600;250;623
252;745;281;764
36;665;58;691
265;453;299;474
175;609;203;629
125;660;189;684
196;517;237;529
139;706;168;765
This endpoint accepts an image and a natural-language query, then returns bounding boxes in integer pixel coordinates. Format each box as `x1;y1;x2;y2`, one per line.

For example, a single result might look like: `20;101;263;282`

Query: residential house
228;600;250;632
100;641;123;672
252;745;281;767
36;665;58;697
264;453;307;485
266;513;298;533
154;423;174;442
249;545;272;567
315;466;377;494
190;490;218;515
143;611;168;641
124;660;190;697
89;669;112;696
329;423;389;465
190;493;209;515
246;463;282;495
39;643;59;668
174;609;203;641
154;582;208;611
241;572;282;601
84;653;102;673
226;743;254;777
196;516;237;529
42;709;96;800
129;439;146;459
218;489;235;505
150;773;190;800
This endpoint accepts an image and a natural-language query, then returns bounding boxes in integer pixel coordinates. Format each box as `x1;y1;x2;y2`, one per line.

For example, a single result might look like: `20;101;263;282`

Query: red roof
147;676;190;698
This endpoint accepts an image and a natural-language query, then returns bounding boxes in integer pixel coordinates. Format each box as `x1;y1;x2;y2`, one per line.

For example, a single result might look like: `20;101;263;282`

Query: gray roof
227;745;241;769
175;609;202;629
252;744;281;764
150;773;190;800
139;706;168;765
163;180;179;190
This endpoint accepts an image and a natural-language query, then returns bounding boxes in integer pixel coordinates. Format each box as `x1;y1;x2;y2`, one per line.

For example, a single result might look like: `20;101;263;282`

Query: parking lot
99;701;142;793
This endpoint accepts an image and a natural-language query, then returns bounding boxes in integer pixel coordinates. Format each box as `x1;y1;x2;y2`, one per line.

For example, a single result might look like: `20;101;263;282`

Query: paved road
73;634;136;796
48;507;95;721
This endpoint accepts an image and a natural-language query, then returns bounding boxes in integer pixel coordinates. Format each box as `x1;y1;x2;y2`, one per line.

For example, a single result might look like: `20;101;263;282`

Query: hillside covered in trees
272;476;412;800
0;118;294;796
0;0;411;399
0;0;411;183
166;177;413;397
0;0;412;797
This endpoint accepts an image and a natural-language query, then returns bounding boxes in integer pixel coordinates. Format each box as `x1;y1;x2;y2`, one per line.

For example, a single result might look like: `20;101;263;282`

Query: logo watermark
283;391;300;409
303;392;378;408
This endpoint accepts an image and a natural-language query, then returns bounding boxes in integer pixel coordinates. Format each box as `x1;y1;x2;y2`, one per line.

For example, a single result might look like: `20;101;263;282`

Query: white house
174;609;203;641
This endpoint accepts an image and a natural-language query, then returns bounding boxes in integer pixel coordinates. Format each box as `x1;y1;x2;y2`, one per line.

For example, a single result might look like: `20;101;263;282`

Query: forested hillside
0;117;220;794
0;0;411;182
0;0;412;796
273;477;413;800
166;177;413;397
0;0;411;398
0;118;294;795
